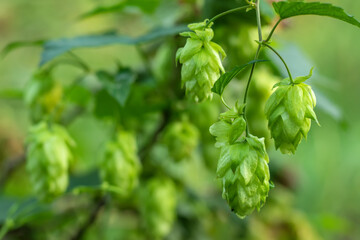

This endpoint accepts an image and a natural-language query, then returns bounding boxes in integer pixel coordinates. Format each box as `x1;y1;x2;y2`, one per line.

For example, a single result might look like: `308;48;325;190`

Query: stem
206;5;252;27
256;0;263;42
243;0;262;136
71;196;107;240
242;45;261;136
262;42;293;83
221;96;231;110
265;19;281;42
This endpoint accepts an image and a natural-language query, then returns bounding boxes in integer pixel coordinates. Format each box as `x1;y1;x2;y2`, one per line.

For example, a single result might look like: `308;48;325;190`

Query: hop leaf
218;135;270;218
26;121;75;202
265;71;319;154
140;177;177;239
100;131;141;196
162;120;199;162
176;20;226;102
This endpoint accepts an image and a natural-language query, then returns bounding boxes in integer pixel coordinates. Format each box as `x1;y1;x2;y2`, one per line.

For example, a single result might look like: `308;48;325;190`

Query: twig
70;196;107;240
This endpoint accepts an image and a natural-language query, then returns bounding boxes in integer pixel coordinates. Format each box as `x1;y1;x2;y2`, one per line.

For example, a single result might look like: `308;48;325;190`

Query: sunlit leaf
40;25;187;66
273;1;360;28
96;69;136;106
212;59;267;96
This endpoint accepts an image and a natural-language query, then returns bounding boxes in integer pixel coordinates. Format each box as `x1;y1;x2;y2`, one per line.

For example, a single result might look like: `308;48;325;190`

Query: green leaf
1;40;45;58
96;69;136;106
212;59;268;96
40;25;187;66
0;197;51;225
294;67;314;84
94;89;121;119
80;0;161;19
65;85;92;107
273;1;360;28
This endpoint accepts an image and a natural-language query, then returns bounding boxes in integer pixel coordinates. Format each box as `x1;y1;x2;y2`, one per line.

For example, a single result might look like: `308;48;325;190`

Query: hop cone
176;20;226;102
24;71;63;122
162;120;199;162
100;131;141;196
209;103;247;148
210;105;270;218
26;121;74;201
140;177;177;239
265;69;319;154
218;135;270;218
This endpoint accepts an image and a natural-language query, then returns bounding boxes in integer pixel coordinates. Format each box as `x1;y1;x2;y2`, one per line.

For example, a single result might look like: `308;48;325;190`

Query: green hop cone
100;131;141;196
218;135;270;218
140;177;177;239
26;121;75;202
24;71;63;122
162;120;199;161
265;69;319;154
176;20;226;102
209;103;247;148
210;104;271;218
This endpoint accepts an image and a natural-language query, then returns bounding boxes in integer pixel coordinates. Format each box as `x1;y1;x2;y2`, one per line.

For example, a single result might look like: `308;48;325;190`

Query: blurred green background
0;0;360;239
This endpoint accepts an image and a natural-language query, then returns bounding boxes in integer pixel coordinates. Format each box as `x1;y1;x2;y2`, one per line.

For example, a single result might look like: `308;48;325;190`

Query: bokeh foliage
0;0;359;239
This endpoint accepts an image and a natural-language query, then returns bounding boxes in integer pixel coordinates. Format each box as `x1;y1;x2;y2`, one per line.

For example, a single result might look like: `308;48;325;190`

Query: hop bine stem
262;42;294;83
243;0;262;136
265;19;281;43
256;0;263;42
205;5;253;27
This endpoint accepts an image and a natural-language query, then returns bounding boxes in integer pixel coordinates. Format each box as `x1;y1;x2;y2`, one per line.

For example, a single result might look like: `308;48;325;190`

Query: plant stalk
243;0;262;136
265;19;281;42
206;5;252;27
262;42;293;83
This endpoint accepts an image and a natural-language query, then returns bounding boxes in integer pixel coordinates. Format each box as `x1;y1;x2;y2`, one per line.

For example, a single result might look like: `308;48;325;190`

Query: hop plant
26;121;75;202
265;69;319;154
100;131;141;196
24;71;63;122
210;105;270;218
140;177;177;239
176;20;226;102
218;135;270;218
162;120;199;162
209;102;247;148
